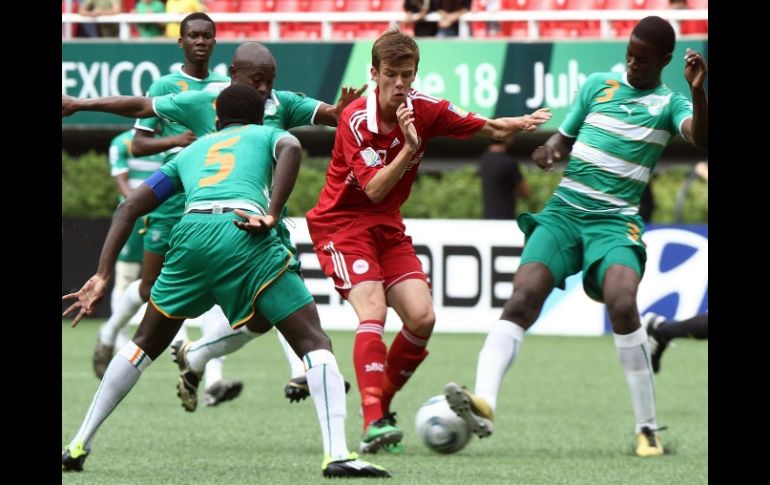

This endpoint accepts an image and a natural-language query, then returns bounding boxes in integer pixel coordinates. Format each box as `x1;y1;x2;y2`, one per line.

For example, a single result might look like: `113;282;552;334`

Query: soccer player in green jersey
63;41;364;407
98;129;166;376
445;16;707;457
62;85;390;478
91;11;225;385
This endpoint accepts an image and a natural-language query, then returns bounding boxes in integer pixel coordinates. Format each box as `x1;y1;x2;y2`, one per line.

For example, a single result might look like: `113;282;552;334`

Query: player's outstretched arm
314;83;368;127
478;108;551;141
131;129;196;157
61;94;154;118
62;184;162;326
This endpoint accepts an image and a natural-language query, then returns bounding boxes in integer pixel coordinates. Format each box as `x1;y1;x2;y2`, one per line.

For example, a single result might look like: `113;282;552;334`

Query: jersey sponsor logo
390;138;400;148
352;259;370;274
619;105;635;116
360;147;382;167
150;229;161;242
448;103;469;118
365;362;385;373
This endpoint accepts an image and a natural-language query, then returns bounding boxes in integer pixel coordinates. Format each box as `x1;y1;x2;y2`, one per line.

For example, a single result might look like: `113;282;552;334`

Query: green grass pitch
62;320;707;484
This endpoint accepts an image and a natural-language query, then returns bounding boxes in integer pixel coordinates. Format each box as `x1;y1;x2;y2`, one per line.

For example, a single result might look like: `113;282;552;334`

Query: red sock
381;326;429;414
353;319;386;429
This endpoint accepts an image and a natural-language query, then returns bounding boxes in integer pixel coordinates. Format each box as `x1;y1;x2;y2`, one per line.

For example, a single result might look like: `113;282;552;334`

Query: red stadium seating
274;0;311;11
207;0;239;11
309;0;346;10
239;0;277;11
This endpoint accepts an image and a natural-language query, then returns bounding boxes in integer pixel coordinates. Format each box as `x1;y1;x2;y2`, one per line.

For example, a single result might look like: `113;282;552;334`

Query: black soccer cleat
62;443;89;472
284;376;351;403
322;453;391;478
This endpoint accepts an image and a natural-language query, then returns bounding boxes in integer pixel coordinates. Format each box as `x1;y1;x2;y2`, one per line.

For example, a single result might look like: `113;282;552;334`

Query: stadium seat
687;0;707;8
309;0;346;10
342;0;373;11
603;0;634;8
563;0;605;8
380;0;405;10
239;0;277;11
274;0;311;10
207;0;238;11
281;21;322;38
638;0;670;9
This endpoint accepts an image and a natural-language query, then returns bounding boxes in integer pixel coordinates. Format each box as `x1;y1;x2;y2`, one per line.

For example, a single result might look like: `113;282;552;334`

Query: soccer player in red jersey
306;28;551;454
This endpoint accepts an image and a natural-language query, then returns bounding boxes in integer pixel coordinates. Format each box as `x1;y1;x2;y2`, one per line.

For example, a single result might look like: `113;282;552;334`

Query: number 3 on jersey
199;136;239;187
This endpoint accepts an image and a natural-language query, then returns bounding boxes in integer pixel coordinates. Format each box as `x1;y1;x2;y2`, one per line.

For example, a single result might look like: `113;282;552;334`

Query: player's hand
62;95;78;117
532;145;561;172
684;48;707;90
232;210;276;234
173;130;197;148
334;84;367;118
517;108;552;132
62;274;109;327
397;103;419;150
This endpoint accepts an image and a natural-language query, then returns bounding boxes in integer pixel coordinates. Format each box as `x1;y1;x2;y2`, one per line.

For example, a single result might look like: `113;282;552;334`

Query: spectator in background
78;0;122;37
436;0;471;37
479;140;531;220
134;0;167;38
404;0;439;37
486;0;501;37
166;0;206;39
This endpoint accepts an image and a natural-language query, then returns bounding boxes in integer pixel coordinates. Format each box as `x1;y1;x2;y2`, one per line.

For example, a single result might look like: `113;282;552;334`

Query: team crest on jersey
628;93;672;116
360;147;382;167
448;103;469;118
352;259;370;274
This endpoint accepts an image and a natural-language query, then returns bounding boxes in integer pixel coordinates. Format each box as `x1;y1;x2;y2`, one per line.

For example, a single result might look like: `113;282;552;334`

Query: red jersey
306;87;487;230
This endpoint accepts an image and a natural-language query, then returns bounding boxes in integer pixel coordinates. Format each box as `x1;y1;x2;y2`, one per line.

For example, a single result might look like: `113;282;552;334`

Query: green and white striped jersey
556;72;693;215
109;130;164;202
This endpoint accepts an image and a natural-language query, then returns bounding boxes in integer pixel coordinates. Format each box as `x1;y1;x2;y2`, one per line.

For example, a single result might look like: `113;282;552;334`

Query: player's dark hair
216;85;264;128
180;12;216;37
631;16;675;56
372;27;420;71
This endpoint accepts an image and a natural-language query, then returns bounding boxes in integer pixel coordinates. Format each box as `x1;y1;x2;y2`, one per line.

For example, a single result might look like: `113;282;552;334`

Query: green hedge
62;151;707;223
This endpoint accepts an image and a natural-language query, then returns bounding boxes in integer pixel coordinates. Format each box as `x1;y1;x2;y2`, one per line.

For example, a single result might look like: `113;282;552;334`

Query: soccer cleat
444;382;494;438
636;426;664;457
642;312;669;374
171;339;202;412
62;442;89;472
284;376;352;403
203;379;244;407
358;413;404;454
92;338;114;380
322;452;391;478
378;413;405;454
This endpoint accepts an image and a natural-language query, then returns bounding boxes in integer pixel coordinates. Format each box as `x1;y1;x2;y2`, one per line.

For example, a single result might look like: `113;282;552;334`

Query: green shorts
139;214;180;256
518;197;647;302
149;213;312;327
117;218;145;263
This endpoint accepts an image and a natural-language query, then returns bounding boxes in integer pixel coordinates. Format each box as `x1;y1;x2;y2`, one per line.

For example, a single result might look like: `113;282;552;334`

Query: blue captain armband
144;171;176;203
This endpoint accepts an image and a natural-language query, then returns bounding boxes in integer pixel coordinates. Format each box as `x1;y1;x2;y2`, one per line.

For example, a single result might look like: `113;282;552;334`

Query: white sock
277;330;306;379
614;327;657;433
99;280;144;346
69;341;153;450
110;261;140;312
200;306;231;388
187;322;262;374
304;349;349;460
474;320;525;411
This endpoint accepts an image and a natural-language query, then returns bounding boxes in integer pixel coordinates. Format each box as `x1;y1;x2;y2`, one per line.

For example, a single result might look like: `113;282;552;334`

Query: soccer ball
414;394;471;454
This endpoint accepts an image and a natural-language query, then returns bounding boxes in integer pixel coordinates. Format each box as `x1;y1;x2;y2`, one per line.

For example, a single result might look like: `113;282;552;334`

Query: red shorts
310;223;428;299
